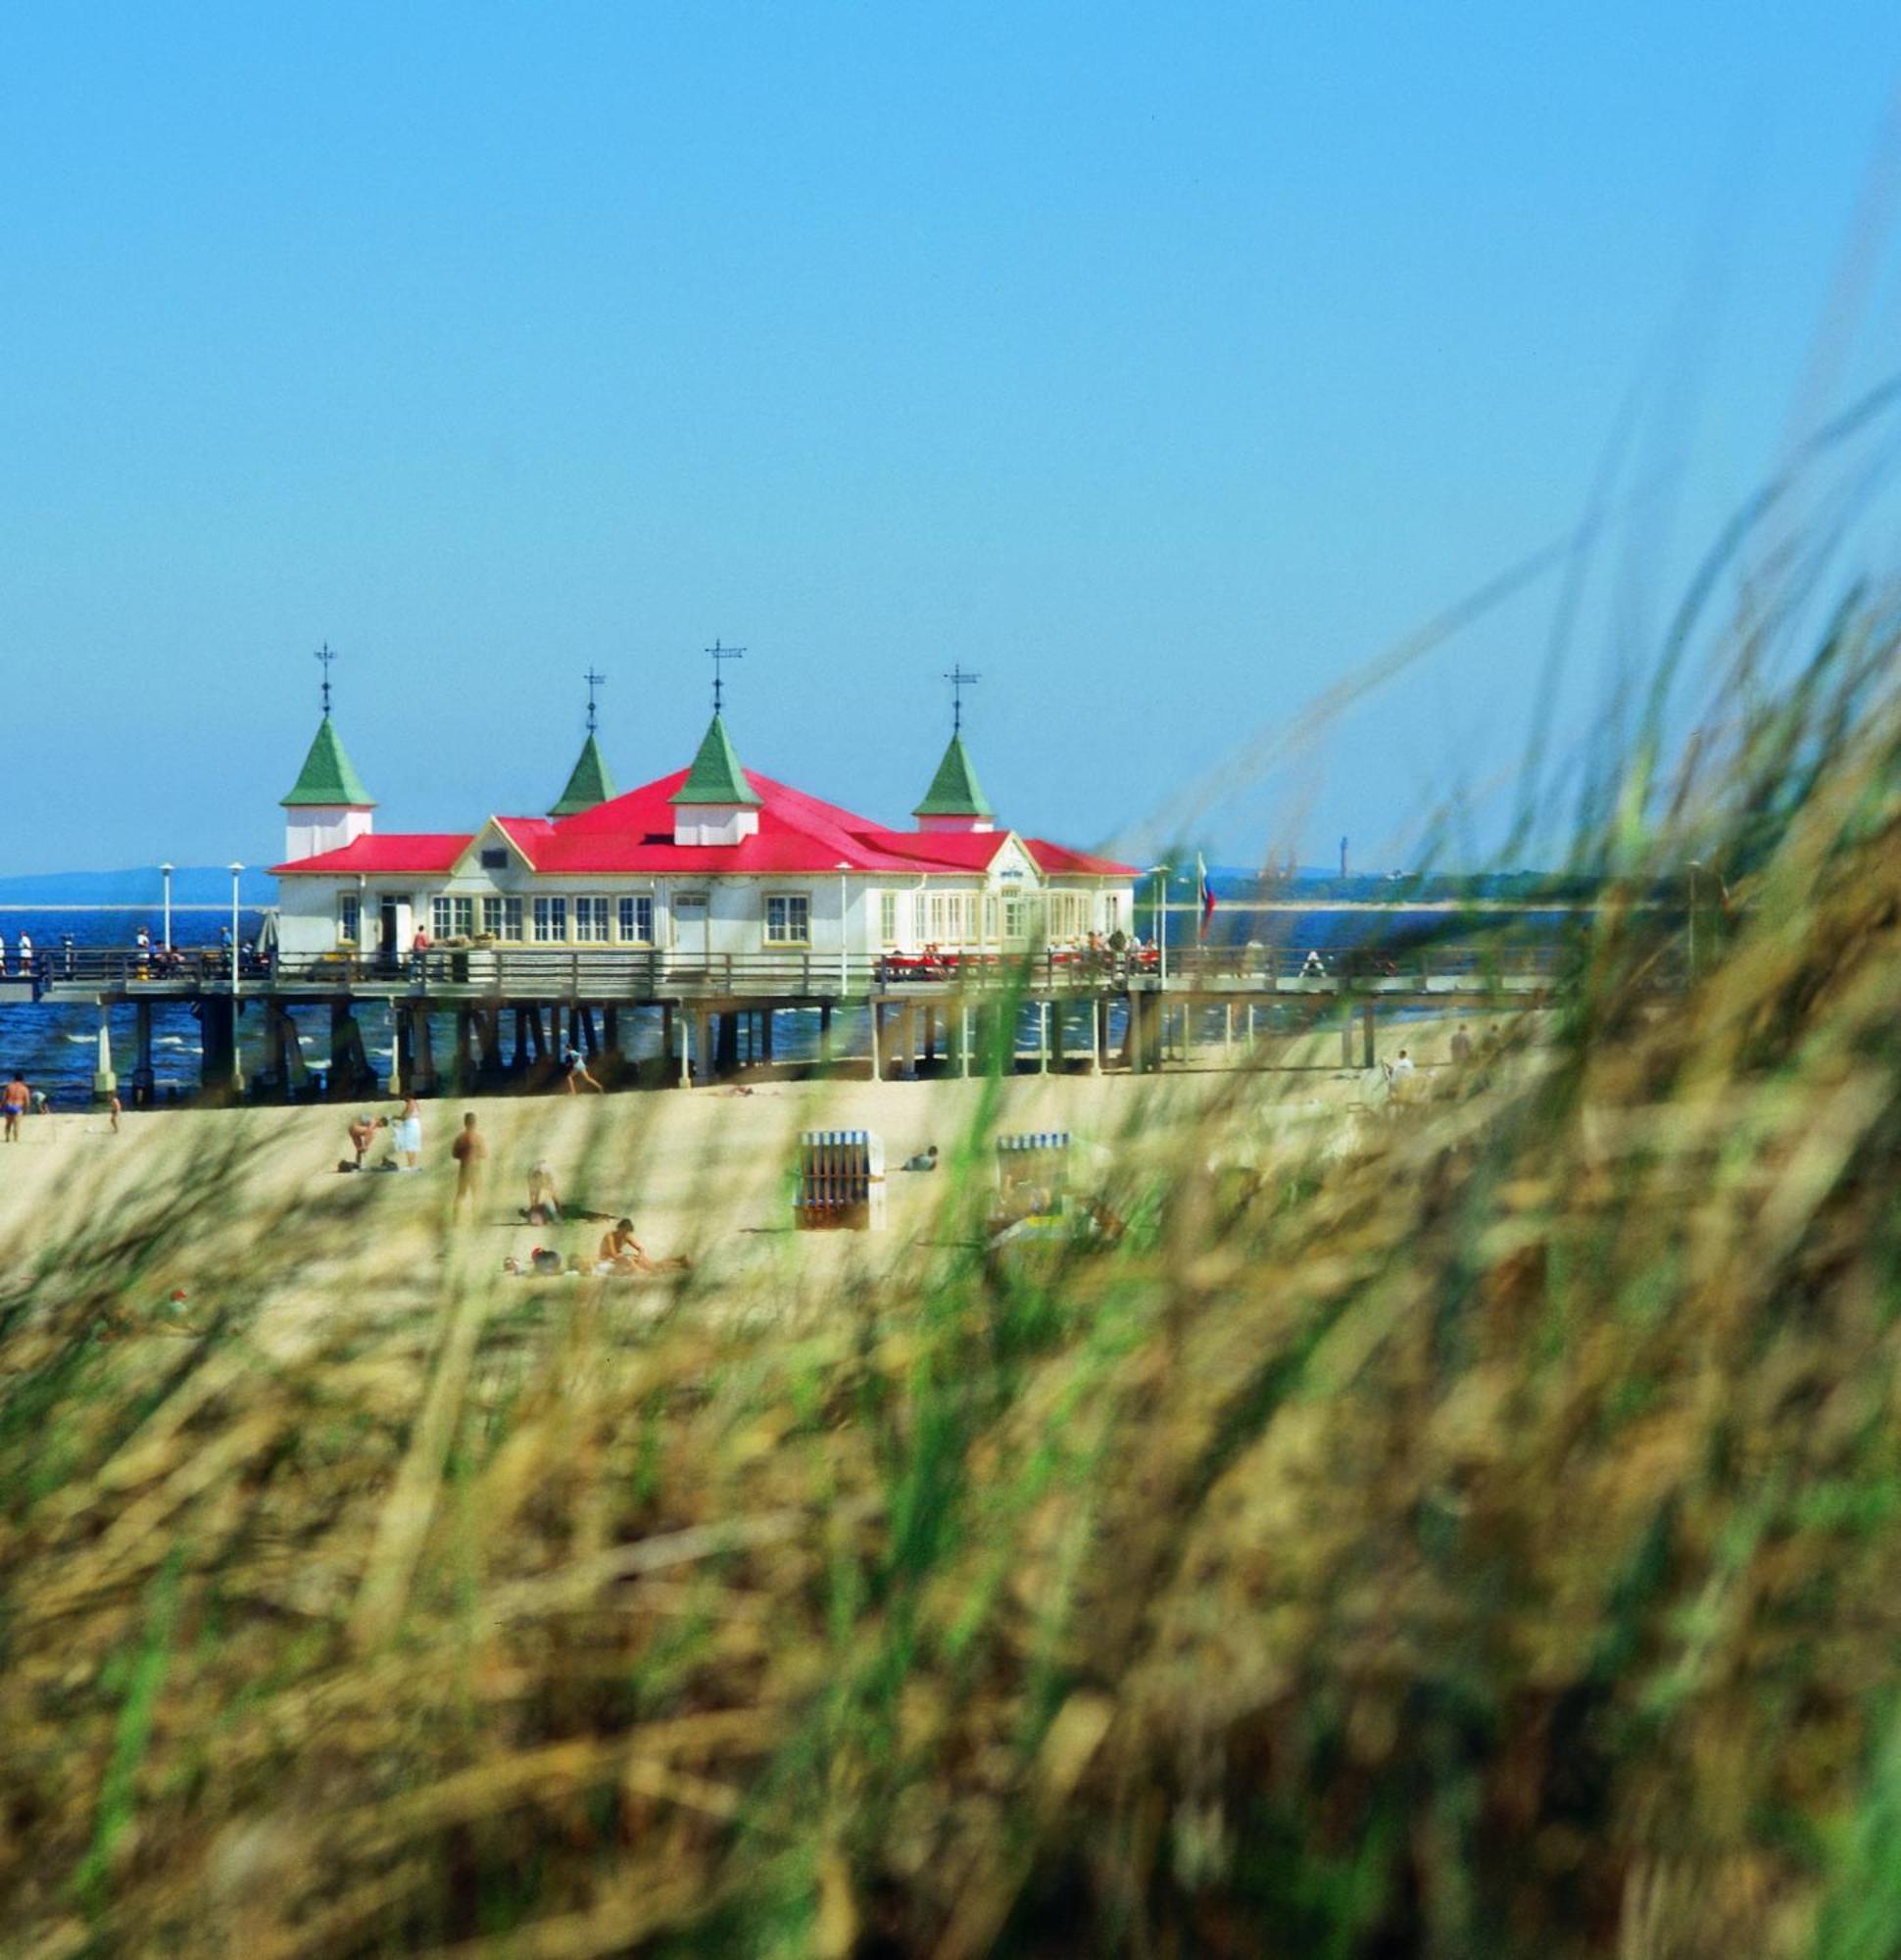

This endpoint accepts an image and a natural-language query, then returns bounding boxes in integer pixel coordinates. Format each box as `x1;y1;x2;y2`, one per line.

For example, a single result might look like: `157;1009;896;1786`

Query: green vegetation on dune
4;608;1901;1957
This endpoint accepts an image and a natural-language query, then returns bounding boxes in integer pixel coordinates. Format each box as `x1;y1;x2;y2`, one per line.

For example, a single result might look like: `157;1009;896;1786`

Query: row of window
338;891;777;948
438;895;660;945
875;890;1116;947
337;887;1115;951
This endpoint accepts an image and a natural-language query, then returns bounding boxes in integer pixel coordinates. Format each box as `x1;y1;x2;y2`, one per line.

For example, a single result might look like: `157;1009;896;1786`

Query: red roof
271;833;470;876
274;767;1137;879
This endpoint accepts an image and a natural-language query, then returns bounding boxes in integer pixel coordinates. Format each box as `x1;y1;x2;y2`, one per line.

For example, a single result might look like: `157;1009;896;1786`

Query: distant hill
0;866;278;906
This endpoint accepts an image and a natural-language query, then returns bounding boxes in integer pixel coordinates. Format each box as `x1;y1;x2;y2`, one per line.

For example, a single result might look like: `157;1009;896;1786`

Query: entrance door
671;892;709;966
378;898;400;966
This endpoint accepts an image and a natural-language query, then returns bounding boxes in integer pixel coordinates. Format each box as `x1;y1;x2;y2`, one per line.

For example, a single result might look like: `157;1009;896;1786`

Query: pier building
270;706;1139;968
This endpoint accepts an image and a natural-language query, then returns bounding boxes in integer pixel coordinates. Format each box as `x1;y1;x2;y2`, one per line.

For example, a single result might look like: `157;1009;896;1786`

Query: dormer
668;713;762;846
280;715;375;862
913;732;995;835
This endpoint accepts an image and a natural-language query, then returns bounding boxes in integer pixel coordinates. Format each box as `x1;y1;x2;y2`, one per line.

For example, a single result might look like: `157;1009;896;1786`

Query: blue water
0;905;1564;1104
0;909;268;1106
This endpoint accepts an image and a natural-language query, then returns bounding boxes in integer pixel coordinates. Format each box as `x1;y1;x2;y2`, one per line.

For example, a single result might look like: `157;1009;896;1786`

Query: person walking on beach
450;1111;487;1213
1449;1024;1473;1065
561;1042;604;1095
109;1092;122;1134
394;1096;423;1170
3;1072;28;1143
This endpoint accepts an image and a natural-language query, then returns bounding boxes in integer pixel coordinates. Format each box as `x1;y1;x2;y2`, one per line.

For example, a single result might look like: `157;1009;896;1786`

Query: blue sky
4;4;1900;875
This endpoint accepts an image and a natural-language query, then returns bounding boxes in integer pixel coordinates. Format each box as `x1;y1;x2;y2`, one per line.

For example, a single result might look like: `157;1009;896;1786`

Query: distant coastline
0;904;256;913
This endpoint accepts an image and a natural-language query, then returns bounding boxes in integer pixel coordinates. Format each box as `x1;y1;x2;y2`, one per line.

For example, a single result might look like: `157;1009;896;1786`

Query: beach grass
4;590;1901;1955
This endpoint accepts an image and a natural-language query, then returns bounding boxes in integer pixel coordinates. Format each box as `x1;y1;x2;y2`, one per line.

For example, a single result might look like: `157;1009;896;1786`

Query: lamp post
160;862;173;952
1145;864;1170;986
228;862;245;1092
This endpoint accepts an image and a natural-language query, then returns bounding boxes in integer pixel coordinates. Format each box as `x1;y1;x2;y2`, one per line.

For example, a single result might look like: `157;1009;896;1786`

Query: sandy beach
0;1042;1453;1336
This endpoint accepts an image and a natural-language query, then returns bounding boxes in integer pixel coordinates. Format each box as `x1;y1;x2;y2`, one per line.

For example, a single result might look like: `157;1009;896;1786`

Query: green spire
913;731;993;818
669;713;760;806
549;731;616;816
281;715;374;808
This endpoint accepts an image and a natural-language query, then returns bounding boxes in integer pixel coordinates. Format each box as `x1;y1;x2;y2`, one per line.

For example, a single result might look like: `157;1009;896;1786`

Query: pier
0;935;1579;1103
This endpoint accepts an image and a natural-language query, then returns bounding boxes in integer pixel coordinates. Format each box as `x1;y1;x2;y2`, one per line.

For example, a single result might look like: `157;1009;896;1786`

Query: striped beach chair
795;1129;888;1232
995;1130;1071;1222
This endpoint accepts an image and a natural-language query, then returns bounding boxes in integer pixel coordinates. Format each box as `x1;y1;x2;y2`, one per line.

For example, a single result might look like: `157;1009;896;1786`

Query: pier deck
0;940;1603;1102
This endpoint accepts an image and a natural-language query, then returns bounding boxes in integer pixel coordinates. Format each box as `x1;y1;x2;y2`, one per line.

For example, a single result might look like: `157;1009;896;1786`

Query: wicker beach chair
795;1129;888;1232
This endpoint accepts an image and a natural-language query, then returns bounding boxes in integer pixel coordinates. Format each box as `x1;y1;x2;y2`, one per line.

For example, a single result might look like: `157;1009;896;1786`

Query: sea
0;905;1576;1106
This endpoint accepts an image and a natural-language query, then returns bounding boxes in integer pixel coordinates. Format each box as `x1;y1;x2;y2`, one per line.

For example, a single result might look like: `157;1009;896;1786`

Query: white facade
275;842;1131;965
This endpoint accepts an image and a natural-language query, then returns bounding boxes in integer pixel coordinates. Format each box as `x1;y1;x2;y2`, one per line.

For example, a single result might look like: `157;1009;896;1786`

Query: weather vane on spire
584;665;607;735
707;638;746;715
944;662;980;734
315;642;338;716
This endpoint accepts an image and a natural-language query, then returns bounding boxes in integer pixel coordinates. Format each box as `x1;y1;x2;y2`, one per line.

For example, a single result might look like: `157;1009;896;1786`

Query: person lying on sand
596;1218;691;1276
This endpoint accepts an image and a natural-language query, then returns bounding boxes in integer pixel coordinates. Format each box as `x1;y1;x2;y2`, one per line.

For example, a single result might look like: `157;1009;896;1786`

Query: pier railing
15;938;1600;1000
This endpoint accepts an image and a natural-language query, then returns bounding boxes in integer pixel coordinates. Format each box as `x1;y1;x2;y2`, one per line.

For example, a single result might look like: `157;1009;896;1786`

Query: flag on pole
1196;854;1216;940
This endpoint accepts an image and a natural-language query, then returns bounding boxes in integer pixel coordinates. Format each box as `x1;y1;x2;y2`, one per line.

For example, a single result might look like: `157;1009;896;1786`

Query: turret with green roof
669;713;761;808
279;710;376;864
281;714;374;809
549;731;616;817
913;731;994;829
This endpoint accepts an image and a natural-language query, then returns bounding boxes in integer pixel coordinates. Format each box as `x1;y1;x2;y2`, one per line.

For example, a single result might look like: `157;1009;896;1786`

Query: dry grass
4;603;1901;1956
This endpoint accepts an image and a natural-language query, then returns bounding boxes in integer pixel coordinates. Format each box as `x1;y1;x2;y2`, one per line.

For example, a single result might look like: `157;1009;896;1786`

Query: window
1103;894;1122;934
984;895;999;943
482;896;523;941
337;894;360;946
880;892;899;946
924;891;970;945
1001;896;1026;941
617;896;655;944
1047;892;1086;940
764;893;810;945
480;848;510;870
533;896;568;944
573;896;611;943
431;896;474;940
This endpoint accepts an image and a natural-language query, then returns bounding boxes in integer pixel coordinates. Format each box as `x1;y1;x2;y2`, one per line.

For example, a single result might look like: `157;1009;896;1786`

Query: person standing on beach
109;1092;122;1134
395;1096;423;1170
17;931;32;979
3;1072;28;1143
450;1112;486;1213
